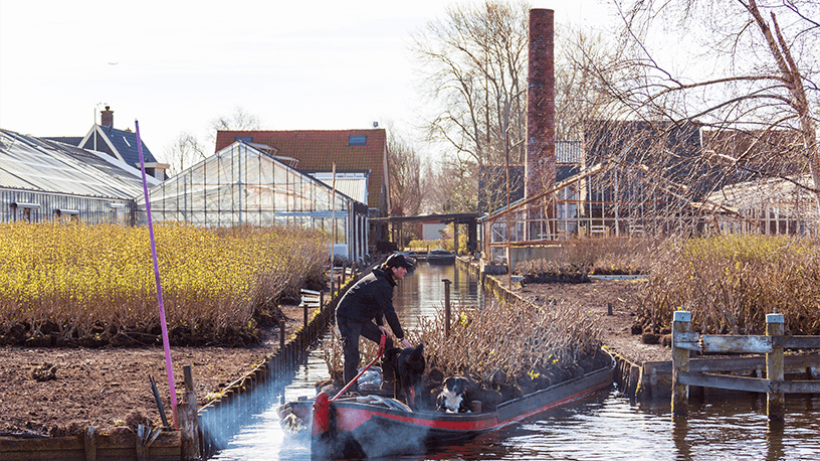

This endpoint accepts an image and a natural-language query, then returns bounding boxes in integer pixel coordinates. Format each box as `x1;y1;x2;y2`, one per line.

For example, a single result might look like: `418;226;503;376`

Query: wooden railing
672;310;820;420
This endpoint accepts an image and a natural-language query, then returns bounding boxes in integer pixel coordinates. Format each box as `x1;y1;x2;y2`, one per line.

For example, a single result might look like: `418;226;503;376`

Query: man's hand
378;326;392;338
400;338;412;348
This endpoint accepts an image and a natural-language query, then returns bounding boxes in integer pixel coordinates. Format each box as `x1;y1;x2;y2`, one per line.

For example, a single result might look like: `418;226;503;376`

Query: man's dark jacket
336;267;405;339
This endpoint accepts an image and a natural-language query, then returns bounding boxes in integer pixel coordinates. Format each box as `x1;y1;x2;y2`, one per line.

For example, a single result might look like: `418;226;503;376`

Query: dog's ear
412;343;424;357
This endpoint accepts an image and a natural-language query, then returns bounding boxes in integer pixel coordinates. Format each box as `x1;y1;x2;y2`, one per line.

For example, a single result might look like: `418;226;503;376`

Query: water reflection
212;263;820;461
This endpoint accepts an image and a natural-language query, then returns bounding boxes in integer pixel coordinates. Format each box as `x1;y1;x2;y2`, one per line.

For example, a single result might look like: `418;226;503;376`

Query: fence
672;310;820;420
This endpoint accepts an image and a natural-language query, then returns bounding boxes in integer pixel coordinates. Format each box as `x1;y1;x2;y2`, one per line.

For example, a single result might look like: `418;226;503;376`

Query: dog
382;343;425;410
436;377;470;413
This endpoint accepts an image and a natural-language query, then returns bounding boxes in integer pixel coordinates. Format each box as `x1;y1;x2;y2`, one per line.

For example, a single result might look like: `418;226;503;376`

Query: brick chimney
526;9;556;198
100;106;114;128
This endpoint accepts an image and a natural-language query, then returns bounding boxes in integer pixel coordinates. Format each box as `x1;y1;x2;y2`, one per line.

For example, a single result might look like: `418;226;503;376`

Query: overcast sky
0;0;617;163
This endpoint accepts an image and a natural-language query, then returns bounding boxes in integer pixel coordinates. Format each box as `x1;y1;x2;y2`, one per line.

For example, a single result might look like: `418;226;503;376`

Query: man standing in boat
336;253;414;392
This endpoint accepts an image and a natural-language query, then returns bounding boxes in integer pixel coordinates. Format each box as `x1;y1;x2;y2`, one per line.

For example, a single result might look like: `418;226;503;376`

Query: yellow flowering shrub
0;222;327;346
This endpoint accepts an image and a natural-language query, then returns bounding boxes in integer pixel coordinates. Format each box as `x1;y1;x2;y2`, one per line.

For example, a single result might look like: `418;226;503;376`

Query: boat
286;350;615;459
425;248;456;265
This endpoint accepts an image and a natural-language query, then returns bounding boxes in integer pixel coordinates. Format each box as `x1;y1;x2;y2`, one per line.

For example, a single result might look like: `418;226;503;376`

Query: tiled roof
216;130;387;211
556;141;583;164
100;126;158;167
45;136;84;146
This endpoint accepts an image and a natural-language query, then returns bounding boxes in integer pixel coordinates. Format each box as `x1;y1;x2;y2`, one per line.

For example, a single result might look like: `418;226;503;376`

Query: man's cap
385;253;414;270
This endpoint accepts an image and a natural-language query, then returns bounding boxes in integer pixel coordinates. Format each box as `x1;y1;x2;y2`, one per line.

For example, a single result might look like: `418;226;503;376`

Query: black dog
436;377;470;413
382;343;425;410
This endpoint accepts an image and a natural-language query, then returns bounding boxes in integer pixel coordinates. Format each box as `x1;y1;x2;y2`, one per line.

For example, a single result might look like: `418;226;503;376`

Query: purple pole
135;120;178;428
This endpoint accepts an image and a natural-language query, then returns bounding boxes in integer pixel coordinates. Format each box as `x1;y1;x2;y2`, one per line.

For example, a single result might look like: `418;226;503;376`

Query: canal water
212;263;820;461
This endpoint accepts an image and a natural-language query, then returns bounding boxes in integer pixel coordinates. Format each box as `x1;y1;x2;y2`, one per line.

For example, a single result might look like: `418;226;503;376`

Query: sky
0;0;617;164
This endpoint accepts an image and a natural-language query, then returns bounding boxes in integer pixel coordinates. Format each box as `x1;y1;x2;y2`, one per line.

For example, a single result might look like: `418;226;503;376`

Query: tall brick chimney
526;9;556;199
100;106;114;128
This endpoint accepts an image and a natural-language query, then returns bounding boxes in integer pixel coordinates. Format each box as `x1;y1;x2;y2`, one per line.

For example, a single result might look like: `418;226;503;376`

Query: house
1;128;161;224
478;141;584;213
215;129;389;217
49;106;169;181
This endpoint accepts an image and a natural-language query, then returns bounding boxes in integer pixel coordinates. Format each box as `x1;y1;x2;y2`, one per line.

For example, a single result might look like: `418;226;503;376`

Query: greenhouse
0;128;156;224
136;141;369;263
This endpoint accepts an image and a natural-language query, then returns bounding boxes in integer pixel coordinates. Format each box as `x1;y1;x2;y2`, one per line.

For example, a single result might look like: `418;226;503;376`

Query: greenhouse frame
136;141;370;263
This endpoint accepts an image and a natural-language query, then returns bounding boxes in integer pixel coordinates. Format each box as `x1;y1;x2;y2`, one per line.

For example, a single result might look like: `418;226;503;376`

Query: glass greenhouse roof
137;141;358;227
0;129;156;199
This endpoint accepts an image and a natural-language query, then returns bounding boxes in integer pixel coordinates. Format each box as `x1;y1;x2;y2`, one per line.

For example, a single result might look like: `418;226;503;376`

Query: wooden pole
672;310;691;417
766;313;785;421
84;427;97;461
280;319;286;350
442;279;452;338
179;365;200;460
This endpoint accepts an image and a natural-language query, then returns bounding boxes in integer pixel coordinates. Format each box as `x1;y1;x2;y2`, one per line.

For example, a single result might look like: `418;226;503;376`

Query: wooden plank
0;436;83;451
781;336;820;349
772;380;820;394
672;331;700;350
300;288;321;295
701;335;772;354
678;371;772;393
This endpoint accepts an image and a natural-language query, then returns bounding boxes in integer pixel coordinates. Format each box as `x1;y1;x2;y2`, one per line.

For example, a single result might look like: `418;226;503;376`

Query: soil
0;279;669;438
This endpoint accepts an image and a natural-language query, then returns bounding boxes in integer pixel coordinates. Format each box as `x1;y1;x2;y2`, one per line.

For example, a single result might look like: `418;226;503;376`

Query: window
55;209;80;223
348;135;367;146
12;202;39;222
235;136;253;143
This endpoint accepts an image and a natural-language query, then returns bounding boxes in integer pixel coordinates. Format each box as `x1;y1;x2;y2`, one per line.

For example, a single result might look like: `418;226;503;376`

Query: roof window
235;136;253;143
348;135;367;146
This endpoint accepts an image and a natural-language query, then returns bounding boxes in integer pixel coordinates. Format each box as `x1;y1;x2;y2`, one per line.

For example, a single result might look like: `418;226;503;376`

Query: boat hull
306;354;615;459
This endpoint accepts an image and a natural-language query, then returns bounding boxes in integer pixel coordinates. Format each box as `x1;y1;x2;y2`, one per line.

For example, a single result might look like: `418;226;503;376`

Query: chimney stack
526;9;556;198
100;106;114;128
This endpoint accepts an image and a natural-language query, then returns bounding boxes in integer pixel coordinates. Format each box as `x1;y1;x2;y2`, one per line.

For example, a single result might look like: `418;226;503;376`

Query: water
212;263;820;460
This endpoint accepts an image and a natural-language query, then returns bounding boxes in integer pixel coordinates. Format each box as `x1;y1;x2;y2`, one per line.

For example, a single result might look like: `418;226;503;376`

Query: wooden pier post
672;310;691;417
766;312;785;421
442;279;452;338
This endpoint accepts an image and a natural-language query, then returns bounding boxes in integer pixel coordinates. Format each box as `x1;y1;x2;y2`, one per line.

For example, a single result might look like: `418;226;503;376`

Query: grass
0;222;328;346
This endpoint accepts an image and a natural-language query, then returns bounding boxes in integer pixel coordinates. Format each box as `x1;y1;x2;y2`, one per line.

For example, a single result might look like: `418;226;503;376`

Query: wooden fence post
672;310;691;417
442;279;452;338
766;313;785;421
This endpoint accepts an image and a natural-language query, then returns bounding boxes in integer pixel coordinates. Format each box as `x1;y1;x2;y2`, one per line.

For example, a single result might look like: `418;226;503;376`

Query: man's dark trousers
337;315;394;390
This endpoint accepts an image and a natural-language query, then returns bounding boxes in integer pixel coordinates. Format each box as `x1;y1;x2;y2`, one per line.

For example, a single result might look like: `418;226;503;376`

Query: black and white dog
436;377;470;413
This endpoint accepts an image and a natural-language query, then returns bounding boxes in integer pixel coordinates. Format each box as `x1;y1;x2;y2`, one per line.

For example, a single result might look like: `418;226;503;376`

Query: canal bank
458;256;673;401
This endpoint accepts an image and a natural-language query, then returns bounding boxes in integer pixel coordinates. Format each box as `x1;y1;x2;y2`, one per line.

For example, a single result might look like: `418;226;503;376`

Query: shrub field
636;234;820;336
0;222;328;347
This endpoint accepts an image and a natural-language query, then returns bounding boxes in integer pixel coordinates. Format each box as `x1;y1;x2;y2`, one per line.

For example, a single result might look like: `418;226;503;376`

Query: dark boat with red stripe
287;350;615;459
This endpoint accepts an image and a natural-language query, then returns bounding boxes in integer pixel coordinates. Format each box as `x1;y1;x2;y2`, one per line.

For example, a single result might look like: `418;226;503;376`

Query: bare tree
412;1;529;183
165;132;208;177
387;126;424;218
163;106;263;175
604;0;820;210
